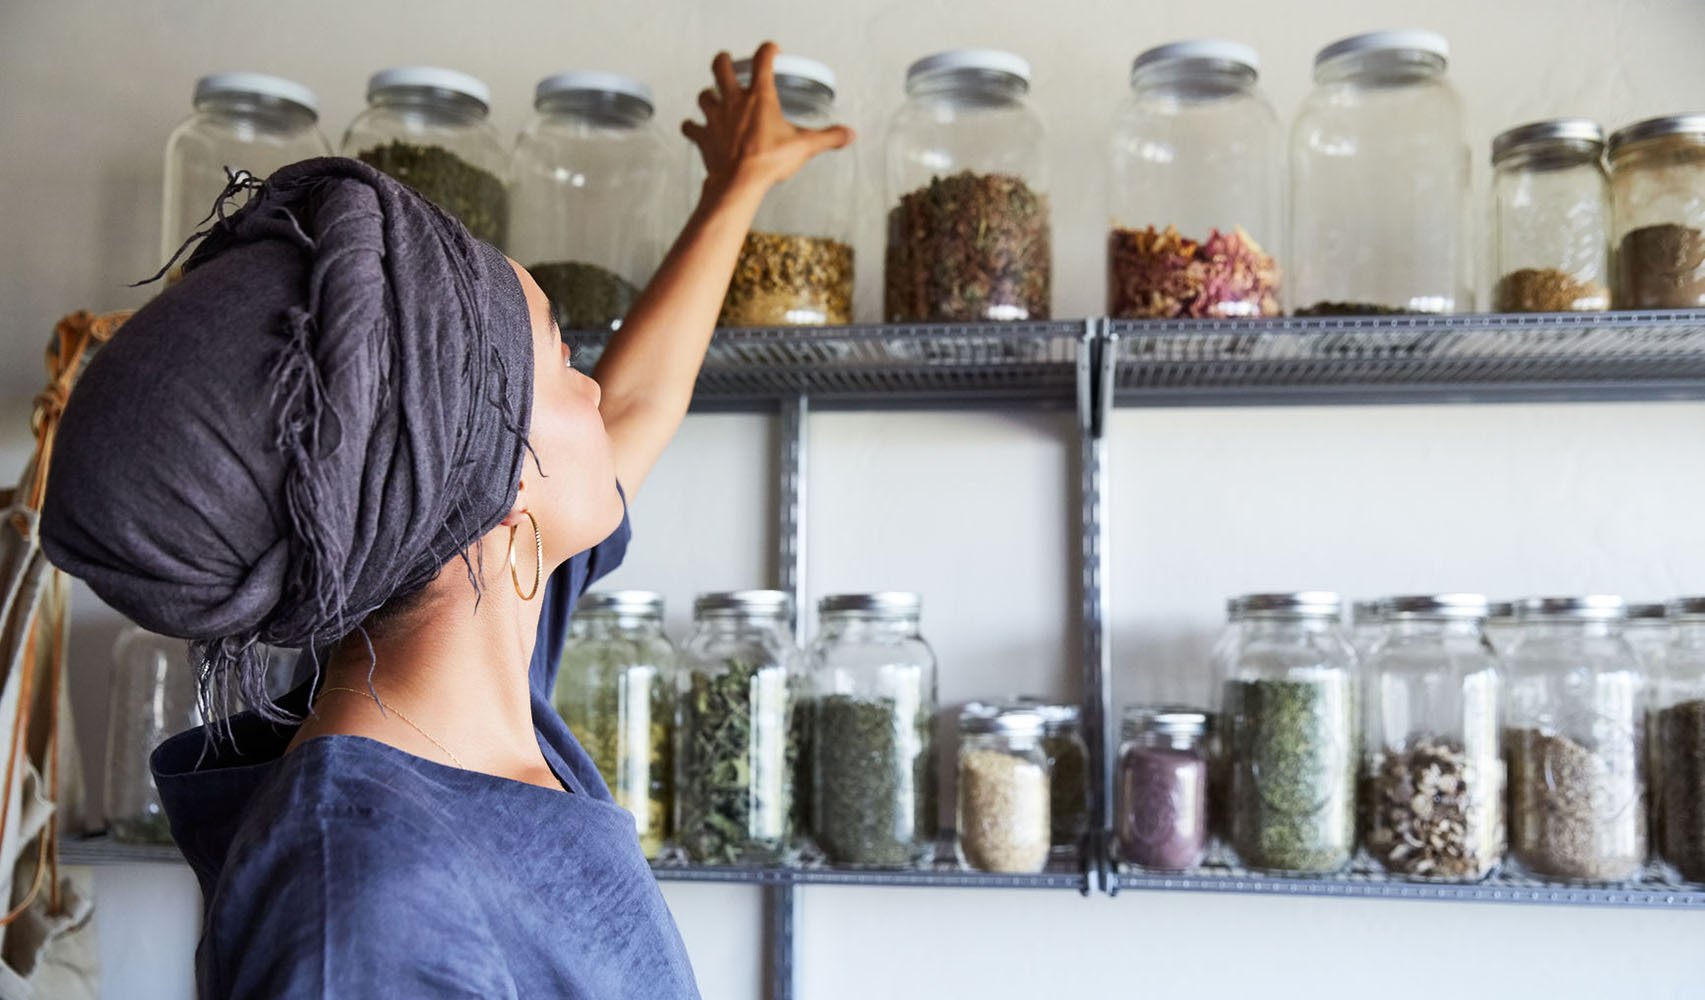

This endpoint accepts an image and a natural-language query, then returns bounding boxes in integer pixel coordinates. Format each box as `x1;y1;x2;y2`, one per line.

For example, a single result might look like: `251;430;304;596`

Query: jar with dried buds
1107;40;1281;320
1490;119;1611;312
1361;595;1505;881
1654;598;1705;883
1608;115;1705;310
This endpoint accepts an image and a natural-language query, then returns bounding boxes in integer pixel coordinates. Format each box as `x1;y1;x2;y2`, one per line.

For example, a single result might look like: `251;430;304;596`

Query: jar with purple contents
1115;705;1210;871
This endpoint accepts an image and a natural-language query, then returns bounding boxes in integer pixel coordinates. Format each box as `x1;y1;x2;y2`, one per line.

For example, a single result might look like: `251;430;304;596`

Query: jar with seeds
1655;597;1705;883
956;704;1051;873
1490;119;1610;312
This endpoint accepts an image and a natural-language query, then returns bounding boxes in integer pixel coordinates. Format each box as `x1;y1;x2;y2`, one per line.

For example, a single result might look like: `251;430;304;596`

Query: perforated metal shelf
1110;864;1705;908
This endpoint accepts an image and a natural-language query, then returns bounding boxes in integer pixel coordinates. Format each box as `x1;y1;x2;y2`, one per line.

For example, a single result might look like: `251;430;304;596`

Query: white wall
4;0;1705;997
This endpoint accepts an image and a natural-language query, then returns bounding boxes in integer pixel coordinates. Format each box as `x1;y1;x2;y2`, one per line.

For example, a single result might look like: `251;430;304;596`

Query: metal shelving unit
1110;866;1705;909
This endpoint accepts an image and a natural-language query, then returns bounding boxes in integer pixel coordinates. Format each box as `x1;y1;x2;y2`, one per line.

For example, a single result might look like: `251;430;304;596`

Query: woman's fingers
711;51;740;100
681;120;708;144
697;88;721;118
804;124;855;153
748;41;780;99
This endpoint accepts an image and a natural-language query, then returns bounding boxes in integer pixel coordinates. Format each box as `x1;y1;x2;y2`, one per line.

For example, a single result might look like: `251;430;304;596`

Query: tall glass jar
806;593;936;868
105;627;201;844
1656;598;1705;882
720;56;855;328
1504;596;1647;882
510;73;669;331
1490;119;1611;312
1290;31;1470;316
1107;40;1281;319
342;67;509;247
1115;705;1210;871
1361;595;1504;880
956;705;1051;873
161;73;331;274
1217;592;1357;873
675;591;799;865
885;49;1050;322
554;591;675;859
1608;115;1705;309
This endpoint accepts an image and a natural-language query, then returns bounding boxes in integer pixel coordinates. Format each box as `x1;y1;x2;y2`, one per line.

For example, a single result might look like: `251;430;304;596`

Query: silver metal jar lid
194;72;320;116
1668;597;1705;619
818;592;920;616
959;704;1044;738
694;590;793;617
1492;118;1604;166
578;590;664;617
1228;592;1342;618
1121;704;1209;739
1378;594;1489;620
906;49;1032;93
1013;696;1081;733
1608;114;1705;156
1131;39;1260;82
367;66;492;112
1314;29;1450;70
1515;595;1626;621
735;54;838;98
534;71;655;115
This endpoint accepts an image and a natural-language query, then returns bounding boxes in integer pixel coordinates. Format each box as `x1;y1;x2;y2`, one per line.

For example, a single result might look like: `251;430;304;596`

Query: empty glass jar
1609;115;1705;309
343;67;509;247
956;704;1051;873
1490;119;1611;312
886;49;1050;322
105;627;201;843
1107;40;1281;319
510;72;669;331
1115;705;1210;871
1290;31;1470;316
1656;598;1705;882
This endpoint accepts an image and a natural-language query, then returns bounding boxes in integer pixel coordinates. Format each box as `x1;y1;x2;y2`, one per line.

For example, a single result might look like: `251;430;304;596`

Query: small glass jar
1016;698;1090;854
806;593;937;869
1504;596;1647;882
1107;40;1281;319
721;56;855;328
675;591;799;865
1654;598;1705;883
956;705;1051;873
554;591;676;859
1490;119;1611;312
161;73;331;271
510;72;669;331
1217;592;1358;874
1290;31;1470;316
1115;705;1210;871
342;67;509;247
1361;595;1505;881
885;49;1050;322
1609;115;1705;309
105;627;202;844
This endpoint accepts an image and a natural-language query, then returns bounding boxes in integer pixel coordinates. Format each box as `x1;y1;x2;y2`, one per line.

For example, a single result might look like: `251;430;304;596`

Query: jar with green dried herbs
675;591;800;866
343;67;509;248
1015;698;1089;853
553;591;676;859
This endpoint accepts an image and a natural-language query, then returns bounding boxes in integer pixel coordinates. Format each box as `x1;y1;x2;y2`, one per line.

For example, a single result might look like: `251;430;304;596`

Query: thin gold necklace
314;686;465;769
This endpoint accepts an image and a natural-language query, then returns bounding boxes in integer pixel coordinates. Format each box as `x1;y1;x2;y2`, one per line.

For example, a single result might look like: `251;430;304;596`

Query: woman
40;44;849;998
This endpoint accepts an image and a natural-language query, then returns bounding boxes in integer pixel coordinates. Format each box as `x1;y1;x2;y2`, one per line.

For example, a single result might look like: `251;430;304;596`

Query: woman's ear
497;480;530;527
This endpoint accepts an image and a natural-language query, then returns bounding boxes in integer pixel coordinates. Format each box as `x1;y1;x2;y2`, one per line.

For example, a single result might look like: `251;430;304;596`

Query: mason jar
1504;596;1647;882
720;56;855;328
1115;705;1210;871
1107;40;1281;319
510;72;669;331
1216;592;1358;873
1485;601;1519;656
1361;595;1504;881
1015;698;1090;855
1490;119;1611;312
1652;597;1705;883
161;73;331;273
1608;115;1705;309
342;66;509;247
554;591;675;859
1349;599;1385;661
675;591;799;865
885;49;1050;322
1290;31;1470;316
956;704;1051;873
806;593;936;868
105;627;202;843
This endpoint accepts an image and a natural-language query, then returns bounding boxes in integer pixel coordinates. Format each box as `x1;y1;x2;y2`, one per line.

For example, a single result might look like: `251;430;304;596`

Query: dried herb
1224;677;1356;873
811;694;933;867
1657;699;1705;882
356;140;507;247
957;748;1050;873
1294;301;1410;317
1115;743;1208;871
1508;727;1646;881
1107;225;1280;319
1614;223;1705;309
1364;736;1503;880
792;695;814;846
885;170;1051;322
529;260;639;331
1040;730;1088;851
675;657;794;865
1494;268;1609;312
721;231;853;327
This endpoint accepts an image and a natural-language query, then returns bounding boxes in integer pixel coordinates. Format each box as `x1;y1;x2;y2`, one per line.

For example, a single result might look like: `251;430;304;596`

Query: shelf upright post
1077;320;1115;894
765;392;808;1000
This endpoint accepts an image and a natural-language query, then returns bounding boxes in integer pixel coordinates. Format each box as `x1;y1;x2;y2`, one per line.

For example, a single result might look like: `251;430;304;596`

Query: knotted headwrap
40;157;534;723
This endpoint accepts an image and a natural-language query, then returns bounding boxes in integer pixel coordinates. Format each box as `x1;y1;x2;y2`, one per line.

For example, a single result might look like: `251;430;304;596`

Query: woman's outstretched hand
683;41;854;197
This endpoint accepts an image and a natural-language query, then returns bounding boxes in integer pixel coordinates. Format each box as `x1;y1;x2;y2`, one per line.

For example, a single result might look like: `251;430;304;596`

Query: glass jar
956;705;1050;873
1608;115;1705;309
510;72;669;331
1504;596;1647;882
1217;592;1357;873
161;73;331;272
554;591;675;858
1115;705;1210;871
720;56;855;328
1015;698;1090;854
105;627;202;844
806;593;937;868
885;49;1050;322
1656;598;1705;882
1490;119;1611;312
342;67;509;247
1361;595;1504;880
1107;40;1281;319
675;591;799;865
1289;31;1470;316
1485;601;1519;656
1349;599;1385;661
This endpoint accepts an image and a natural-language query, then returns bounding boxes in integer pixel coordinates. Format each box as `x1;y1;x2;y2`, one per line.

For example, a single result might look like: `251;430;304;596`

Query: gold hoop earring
508;510;542;601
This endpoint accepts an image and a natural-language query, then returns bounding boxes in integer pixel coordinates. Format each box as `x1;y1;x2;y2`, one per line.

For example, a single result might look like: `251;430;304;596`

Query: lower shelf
1111;864;1705;908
